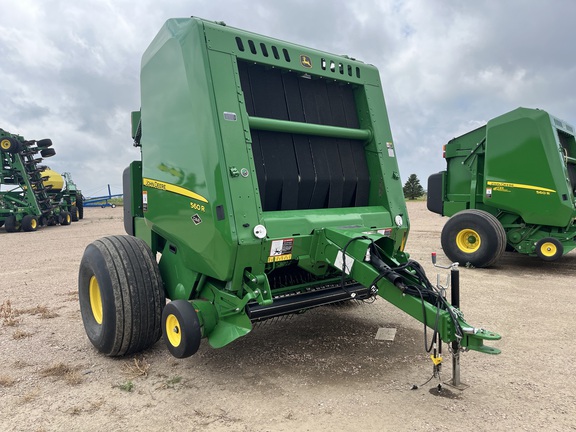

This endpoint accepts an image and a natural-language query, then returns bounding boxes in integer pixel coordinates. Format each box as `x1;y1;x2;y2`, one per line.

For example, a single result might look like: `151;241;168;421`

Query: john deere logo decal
300;55;312;68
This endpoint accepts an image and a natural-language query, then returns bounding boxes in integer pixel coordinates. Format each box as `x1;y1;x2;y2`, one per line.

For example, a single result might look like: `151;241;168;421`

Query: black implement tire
0;220;3;228
1;137;21;154
77;196;84;219
78;235;166;356
40;148;56;158
59;211;71;225
441;209;506;268
4;215;21;232
21;215;39;232
70;205;79;222
162;300;202;359
535;238;564;262
36;138;53;148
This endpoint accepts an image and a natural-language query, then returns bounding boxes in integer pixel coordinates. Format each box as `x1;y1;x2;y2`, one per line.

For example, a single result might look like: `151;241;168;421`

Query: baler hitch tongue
320;228;501;358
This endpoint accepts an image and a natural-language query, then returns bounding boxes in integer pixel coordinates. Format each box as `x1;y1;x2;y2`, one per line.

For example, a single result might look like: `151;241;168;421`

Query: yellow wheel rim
1;139;10;150
89;276;103;325
540;242;557;258
31;219;37;229
165;314;182;347
456;229;481;253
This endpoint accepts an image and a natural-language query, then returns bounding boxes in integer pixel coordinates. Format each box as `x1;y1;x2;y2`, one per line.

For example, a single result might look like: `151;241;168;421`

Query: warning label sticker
142;191;148;212
268;238;294;263
334;250;354;275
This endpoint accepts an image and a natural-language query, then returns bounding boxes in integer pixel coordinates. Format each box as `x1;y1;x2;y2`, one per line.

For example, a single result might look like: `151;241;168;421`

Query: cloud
1;0;575;199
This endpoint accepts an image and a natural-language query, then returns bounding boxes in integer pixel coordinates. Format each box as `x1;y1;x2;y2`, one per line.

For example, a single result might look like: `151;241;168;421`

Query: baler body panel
139;19;238;282
136;18;407;288
484;109;575;227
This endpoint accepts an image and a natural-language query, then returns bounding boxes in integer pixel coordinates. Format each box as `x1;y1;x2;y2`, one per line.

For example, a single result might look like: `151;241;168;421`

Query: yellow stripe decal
143;178;208;203
487;181;556;193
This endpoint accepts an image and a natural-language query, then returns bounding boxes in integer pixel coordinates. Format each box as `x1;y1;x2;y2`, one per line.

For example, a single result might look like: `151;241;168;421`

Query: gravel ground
1;202;575;431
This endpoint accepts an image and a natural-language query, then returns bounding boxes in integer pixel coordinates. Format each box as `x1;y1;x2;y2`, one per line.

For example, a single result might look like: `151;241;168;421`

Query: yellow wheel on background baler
162;300;202;359
455;228;481;253
535;238;563;262
441;209;506;268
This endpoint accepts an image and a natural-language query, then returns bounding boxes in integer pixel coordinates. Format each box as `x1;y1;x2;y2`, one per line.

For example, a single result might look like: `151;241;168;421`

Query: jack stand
445;341;469;390
431;254;470;390
445;264;469;390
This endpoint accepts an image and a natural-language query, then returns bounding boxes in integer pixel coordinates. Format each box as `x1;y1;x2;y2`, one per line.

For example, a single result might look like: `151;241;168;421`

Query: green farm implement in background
1;129;82;232
79;18;500;382
428;108;576;267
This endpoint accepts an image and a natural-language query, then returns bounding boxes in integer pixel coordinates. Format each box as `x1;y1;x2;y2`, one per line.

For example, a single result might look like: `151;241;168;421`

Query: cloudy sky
2;0;575;197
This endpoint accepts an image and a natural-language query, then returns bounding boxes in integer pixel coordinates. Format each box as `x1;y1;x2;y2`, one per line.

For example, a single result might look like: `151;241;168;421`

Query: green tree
403;173;425;200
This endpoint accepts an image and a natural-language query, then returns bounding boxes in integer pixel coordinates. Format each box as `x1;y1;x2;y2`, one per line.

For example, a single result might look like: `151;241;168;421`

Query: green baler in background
78;18;499;372
428;107;576;267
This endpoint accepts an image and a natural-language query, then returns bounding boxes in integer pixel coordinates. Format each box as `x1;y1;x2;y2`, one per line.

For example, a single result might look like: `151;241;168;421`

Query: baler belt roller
248;116;372;141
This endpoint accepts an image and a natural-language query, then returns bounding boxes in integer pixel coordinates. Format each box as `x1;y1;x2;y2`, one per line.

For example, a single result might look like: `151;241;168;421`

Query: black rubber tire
77;196;84;220
0;220;3;228
70;205;79;222
535;238;564;262
78;235;166;356
36;138;53;148
40;148;56;158
4;215;21;232
162;300;202;359
441;209;506;268
60;211;71;225
47;216;58;226
1;137;21;154
21;215;39;232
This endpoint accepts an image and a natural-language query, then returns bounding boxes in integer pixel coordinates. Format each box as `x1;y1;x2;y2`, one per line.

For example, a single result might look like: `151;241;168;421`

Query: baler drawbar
78;18;500;374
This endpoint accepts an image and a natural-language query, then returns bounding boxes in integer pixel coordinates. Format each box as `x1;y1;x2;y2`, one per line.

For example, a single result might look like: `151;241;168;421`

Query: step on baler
78;18;500;379
1;129;77;231
428;108;576;267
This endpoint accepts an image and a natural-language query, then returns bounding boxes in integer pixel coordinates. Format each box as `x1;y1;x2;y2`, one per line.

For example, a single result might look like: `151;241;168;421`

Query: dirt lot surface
1;202;575;431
